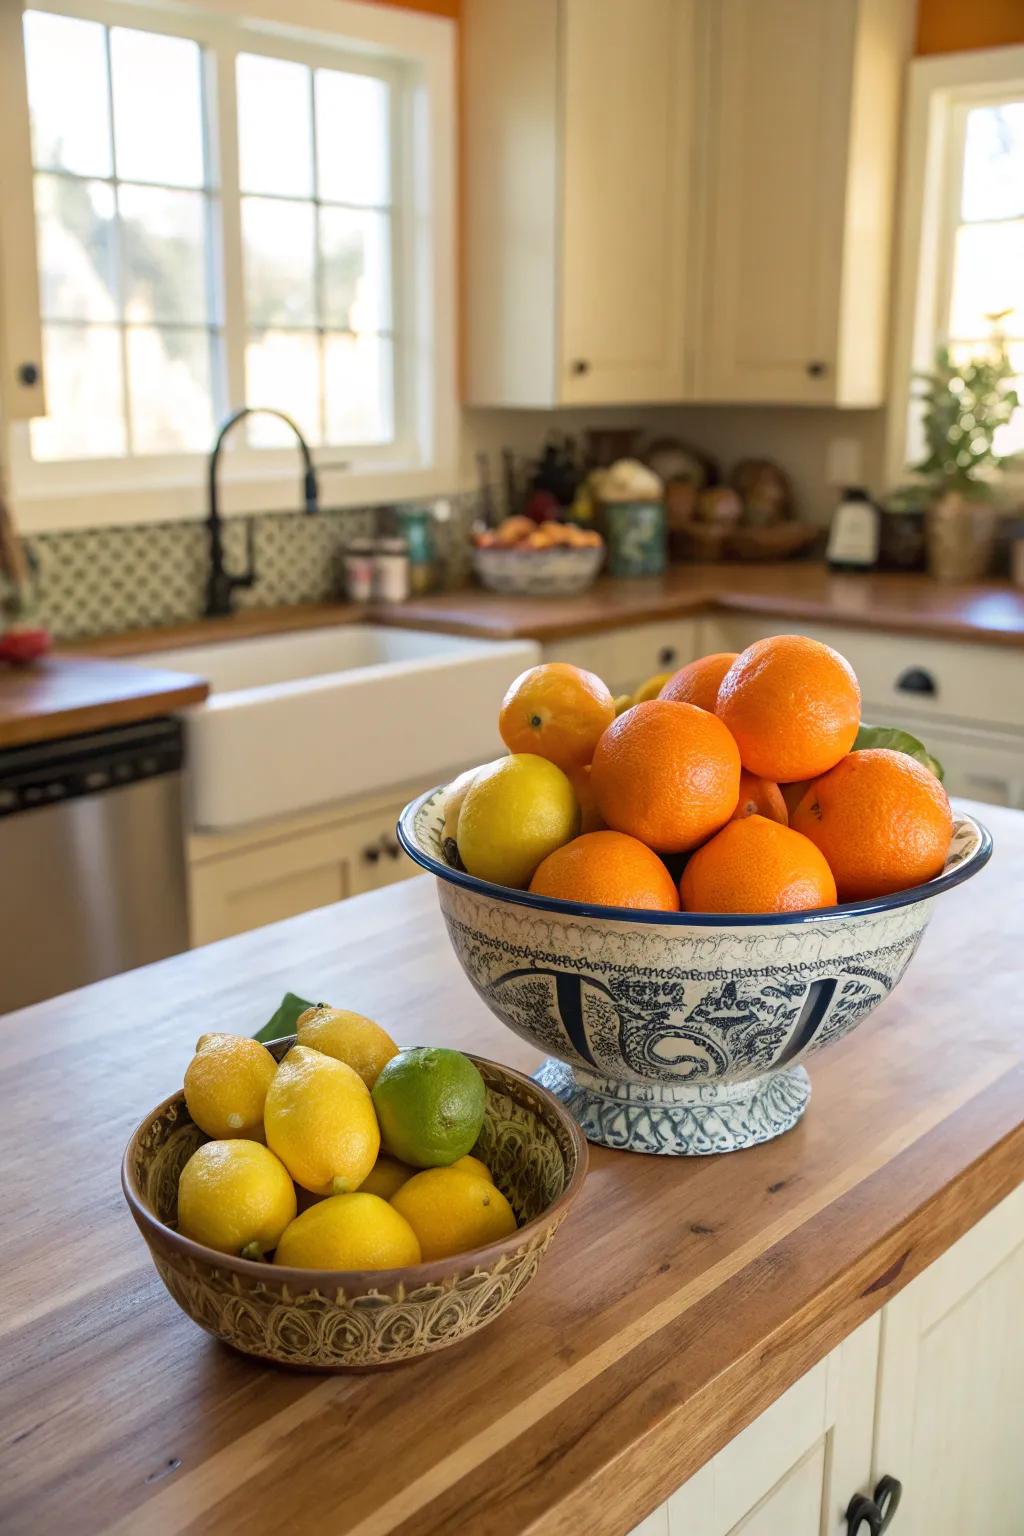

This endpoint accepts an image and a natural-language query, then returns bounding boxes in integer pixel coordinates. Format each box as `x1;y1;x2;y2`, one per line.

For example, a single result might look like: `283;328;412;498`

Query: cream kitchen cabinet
873;1183;1024;1536
187;788;422;947
631;1184;1024;1536
463;0;694;408
541;618;701;697
0;0;45;420
699;613;1024;809
693;0;913;406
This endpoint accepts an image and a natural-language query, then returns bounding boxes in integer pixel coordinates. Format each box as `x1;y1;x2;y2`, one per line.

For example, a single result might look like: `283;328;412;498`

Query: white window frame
887;44;1024;496
0;0;457;531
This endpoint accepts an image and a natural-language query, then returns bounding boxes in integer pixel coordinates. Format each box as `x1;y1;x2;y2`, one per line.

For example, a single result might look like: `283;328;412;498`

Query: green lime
371;1047;487;1168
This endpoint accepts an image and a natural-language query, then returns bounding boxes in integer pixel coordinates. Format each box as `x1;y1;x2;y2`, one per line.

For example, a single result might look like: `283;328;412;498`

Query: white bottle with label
826;486;880;572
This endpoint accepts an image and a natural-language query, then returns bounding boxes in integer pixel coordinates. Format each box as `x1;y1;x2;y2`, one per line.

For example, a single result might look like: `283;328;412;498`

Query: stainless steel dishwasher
0;718;189;1013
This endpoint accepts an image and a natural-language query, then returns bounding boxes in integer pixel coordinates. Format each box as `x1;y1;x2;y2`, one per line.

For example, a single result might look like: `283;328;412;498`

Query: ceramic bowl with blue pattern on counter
398;787;992;1156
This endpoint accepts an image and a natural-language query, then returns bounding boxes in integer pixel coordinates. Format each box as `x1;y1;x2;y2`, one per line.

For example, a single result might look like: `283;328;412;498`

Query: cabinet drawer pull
570;358;590;376
17;361;40;386
806;360;827;377
846;1475;903;1534
895;665;937;697
658;646;678;668
362;845;381;864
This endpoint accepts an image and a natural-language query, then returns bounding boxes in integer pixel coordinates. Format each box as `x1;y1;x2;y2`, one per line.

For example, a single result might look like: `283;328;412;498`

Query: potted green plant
913;317;1020;581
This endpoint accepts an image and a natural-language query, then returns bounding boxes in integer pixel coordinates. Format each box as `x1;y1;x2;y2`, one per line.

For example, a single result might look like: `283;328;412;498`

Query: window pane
127;327;214;453
30;324;126;459
320;207;391;331
35;174;117;322
110;29;205;189
962;103;1024;223
245;332;320;445
324;332;393;444
24;11;112;177
119;185;210;324
949;220;1024;338
315;68;390;206
237;54;312;198
242;197;315;327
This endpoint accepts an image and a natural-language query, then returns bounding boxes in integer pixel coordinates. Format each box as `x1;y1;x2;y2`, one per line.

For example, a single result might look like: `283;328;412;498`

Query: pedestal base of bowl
533;1059;811;1155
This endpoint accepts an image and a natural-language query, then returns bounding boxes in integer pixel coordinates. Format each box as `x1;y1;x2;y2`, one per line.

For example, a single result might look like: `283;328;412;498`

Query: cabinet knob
17;361;39;386
896;665;937;697
658;646;678;668
362;844;381;864
806;360;827;378
846;1476;903;1534
570;358;590;376
385;840;401;860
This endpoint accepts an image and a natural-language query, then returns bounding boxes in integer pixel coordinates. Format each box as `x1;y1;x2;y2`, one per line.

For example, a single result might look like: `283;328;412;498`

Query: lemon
613;694;634;717
359;1155;415;1200
295;1005;399;1089
183;1033;277;1140
274;1193;421;1270
632;671;673;704
177;1140;296;1258
450;1154;493;1182
439;758;504;857
390;1169;516;1261
457;753;579;888
264;1045;380;1195
372;1046;487;1167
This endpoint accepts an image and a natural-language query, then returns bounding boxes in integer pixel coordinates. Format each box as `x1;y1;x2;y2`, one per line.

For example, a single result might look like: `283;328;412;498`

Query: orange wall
916;0;1024;55
357;0;459;16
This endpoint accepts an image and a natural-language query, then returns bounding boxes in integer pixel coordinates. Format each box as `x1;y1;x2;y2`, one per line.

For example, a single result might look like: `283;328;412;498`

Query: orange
790;748;953;901
659;652;738;712
591;699;741;854
715;635;861;782
680;815;837;914
498;662;614;772
529;830;680;911
730;770;788;825
568;763;606;833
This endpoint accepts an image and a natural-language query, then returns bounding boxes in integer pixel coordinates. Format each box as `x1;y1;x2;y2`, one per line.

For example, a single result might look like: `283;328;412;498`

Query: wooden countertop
376;564;1024;646
3;800;1021;1536
69;566;1024;659
0;653;208;750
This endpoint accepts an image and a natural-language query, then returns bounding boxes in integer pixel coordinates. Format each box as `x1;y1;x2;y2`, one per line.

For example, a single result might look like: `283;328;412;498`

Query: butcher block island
3;805;1024;1536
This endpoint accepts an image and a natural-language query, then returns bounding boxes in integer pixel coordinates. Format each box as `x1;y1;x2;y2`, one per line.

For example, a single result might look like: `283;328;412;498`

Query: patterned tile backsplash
23;496;476;641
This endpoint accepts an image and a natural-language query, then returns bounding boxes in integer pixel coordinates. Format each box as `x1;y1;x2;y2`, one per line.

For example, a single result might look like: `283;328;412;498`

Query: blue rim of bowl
397;787;993;928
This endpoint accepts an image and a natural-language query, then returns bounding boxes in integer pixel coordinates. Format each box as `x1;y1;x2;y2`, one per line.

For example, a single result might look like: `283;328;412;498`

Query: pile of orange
473;634;955;916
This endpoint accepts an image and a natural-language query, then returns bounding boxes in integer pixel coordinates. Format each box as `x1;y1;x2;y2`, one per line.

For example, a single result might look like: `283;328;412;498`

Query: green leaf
853;724;944;781
253;991;316;1043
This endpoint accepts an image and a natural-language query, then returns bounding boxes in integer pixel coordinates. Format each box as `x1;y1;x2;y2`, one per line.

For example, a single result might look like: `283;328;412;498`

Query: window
24;12;218;460
891;49;1024;483
236;52;394;450
941;99;1024;455
3;0;456;526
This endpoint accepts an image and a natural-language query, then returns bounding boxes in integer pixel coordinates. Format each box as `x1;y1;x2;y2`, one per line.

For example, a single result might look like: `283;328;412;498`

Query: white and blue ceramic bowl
398;787;992;1157
473;543;604;596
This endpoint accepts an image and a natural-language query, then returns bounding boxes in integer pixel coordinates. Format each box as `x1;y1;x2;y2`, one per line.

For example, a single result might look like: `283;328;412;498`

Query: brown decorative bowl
122;1042;588;1371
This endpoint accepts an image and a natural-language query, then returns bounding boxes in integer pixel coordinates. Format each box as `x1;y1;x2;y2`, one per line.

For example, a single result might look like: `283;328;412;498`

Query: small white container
343;539;375;602
373;537;411;602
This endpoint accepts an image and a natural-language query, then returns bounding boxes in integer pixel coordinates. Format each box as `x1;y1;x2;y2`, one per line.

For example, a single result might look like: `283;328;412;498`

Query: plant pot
926;491;998;582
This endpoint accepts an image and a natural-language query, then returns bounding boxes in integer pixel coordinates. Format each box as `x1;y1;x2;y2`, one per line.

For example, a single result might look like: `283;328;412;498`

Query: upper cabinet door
0;1;46;421
695;0;912;407
559;0;693;405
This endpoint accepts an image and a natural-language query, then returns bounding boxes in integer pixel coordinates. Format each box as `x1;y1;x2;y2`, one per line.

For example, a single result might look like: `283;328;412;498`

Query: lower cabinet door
630;1314;879;1535
872;1183;1024;1536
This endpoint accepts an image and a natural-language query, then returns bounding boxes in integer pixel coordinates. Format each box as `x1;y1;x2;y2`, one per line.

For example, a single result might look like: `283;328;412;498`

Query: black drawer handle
570;358;590;376
807;360;827;377
896;666;937;697
846;1475;903;1534
658;646;678;668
